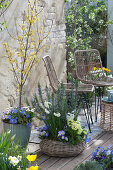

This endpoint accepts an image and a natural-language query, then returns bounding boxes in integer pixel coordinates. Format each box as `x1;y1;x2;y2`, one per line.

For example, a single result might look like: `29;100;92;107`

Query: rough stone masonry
0;0;66;115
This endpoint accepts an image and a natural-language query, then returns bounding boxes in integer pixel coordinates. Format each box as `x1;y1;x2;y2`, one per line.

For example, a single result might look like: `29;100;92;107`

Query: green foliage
74;161;103;170
0;130;29;169
0;0;8;31
65;0;107;68
28;83;88;145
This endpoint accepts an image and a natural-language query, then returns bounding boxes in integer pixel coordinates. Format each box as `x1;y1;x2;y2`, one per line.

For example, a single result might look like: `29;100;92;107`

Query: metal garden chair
74;49;113;121
43;55;94;132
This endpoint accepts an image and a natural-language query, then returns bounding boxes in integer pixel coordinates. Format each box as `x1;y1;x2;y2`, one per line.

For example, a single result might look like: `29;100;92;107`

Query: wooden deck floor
34;131;113;170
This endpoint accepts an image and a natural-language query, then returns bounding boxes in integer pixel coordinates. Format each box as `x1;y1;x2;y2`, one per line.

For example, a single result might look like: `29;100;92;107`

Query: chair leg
95;86;98;122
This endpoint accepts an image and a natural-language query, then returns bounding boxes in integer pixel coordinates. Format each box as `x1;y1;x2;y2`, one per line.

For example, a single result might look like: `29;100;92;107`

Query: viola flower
13;109;18;114
10;118;17;124
58;130;65;137
26;123;32;128
65;136;68;141
26;114;30;118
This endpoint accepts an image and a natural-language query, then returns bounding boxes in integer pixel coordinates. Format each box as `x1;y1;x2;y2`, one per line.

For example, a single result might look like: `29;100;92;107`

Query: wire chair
74;49;113;121
43;55;94;132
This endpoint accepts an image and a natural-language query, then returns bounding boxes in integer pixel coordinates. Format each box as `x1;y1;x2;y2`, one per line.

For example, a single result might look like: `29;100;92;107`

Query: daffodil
26;154;37;162
27;165;39;170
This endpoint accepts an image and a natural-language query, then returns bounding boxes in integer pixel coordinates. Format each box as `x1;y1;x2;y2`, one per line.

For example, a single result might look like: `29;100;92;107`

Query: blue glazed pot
3;122;31;148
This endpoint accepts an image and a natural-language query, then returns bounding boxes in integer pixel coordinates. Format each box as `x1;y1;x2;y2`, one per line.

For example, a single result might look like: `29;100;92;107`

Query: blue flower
10;118;17;124
61;135;65;139
45;131;49;137
85;137;91;144
58;130;65;137
26;114;30;118
65;136;68;141
110;150;113;155
8;115;12;119
13;109;18;114
26;123;32;128
19;110;26;115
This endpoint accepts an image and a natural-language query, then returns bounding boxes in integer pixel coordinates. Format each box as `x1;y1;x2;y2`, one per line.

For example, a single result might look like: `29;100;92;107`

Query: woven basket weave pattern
101;101;113;131
40;139;85;157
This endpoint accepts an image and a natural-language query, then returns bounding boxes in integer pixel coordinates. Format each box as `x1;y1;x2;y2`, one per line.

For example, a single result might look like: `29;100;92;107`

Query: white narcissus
8;156;20;166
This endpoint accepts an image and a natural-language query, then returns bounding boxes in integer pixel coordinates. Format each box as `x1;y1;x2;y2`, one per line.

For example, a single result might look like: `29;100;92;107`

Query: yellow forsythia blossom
26;155;37;162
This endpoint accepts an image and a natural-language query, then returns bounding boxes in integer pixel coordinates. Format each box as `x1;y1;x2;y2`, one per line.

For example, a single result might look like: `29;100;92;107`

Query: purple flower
45;131;49;137
61;135;65;139
26;114;30;118
85;137;91;144
110;150;113;155
13;109;18;114
26;123;32;128
10;118;17;124
19;110;26;115
8;115;12;119
65;136;68;141
58;130;65;137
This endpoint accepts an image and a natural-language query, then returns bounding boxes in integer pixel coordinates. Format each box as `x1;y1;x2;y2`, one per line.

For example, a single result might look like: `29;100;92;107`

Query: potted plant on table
28;83;89;157
2;0;50;147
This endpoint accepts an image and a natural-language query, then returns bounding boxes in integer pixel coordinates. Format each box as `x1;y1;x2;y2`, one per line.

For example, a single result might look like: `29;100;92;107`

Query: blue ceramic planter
3;122;31;148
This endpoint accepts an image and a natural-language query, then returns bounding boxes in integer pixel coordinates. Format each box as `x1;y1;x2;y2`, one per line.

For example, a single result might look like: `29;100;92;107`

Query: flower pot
3;122;31;148
40;139;85;157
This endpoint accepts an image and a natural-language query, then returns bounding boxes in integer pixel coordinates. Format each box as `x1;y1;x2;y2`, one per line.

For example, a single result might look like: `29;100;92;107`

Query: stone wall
0;0;66;113
107;0;113;74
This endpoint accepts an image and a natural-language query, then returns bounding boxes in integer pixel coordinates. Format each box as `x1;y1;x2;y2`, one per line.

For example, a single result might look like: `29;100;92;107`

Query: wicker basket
100;101;113;131
40;139;85;157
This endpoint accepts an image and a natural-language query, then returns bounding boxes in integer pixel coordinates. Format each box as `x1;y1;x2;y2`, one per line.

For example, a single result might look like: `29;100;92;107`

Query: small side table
100;98;113;131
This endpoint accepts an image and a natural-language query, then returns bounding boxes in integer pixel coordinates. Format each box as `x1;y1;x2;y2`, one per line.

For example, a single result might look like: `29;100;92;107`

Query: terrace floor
27;104;113;170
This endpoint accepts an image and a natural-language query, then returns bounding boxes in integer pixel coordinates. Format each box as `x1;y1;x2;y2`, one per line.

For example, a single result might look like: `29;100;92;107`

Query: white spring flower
54;112;61;117
8;156;19;166
66;112;75;121
44;101;51;108
17;155;22;161
45;108;50;114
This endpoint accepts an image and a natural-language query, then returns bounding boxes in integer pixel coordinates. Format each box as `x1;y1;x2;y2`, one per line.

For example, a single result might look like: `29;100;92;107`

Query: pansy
10;118;18;124
58;130;65;136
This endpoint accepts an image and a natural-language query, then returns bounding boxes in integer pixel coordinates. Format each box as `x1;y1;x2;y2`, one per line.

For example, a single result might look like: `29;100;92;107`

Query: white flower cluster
8;155;22;166
44;101;51;114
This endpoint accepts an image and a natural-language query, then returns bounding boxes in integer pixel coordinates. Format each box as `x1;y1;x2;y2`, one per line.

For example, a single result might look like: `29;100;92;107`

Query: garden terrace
27;105;113;170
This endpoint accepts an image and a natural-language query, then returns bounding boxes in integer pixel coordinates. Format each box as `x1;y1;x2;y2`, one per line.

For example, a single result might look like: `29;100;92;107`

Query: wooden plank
40;157;60;170
36;154;50;165
81;135;113;164
59;132;113;170
46;157;74;170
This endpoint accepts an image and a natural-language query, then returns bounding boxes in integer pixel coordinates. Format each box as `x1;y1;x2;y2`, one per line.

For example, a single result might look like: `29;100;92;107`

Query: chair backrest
74;49;104;84
42;56;59;92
